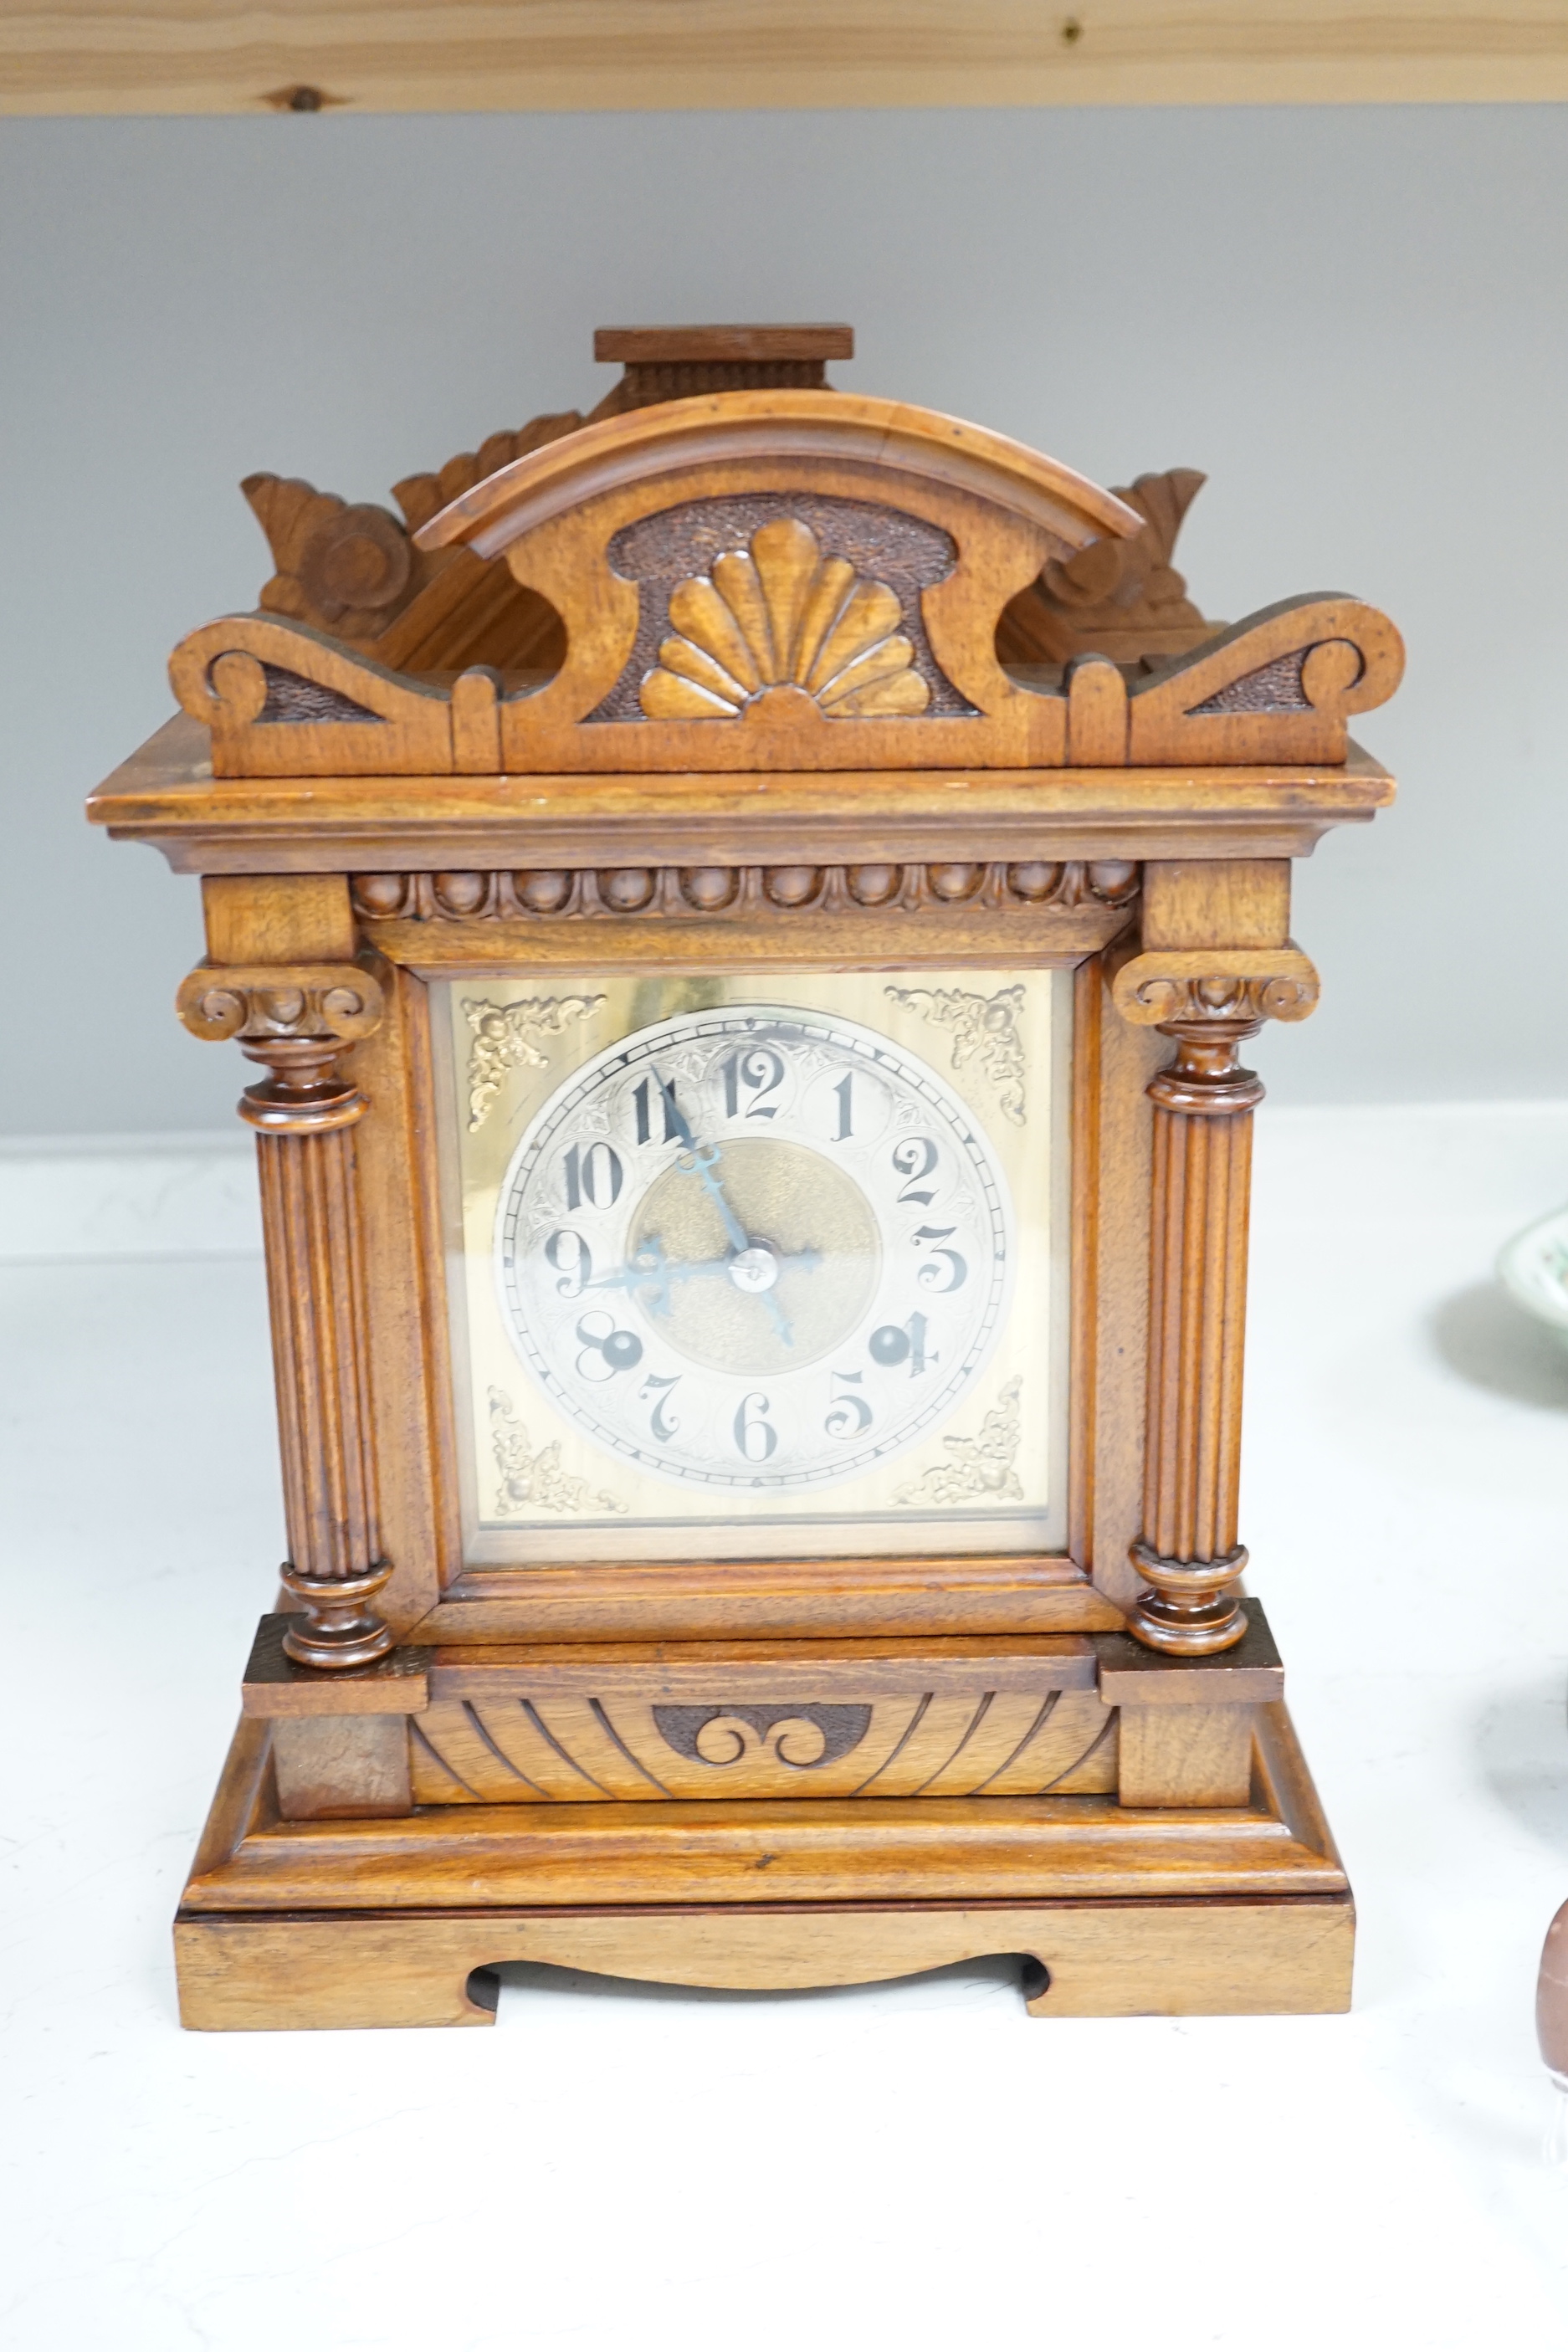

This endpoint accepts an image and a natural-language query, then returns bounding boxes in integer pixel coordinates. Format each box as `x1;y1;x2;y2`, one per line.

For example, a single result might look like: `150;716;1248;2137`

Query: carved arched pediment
167;392;1402;780
404;389;1142;773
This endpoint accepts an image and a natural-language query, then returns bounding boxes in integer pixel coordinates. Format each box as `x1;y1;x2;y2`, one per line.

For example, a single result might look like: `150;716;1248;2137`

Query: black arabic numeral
892;1135;939;1205
733;1391;778;1462
633;1072;685;1146
564;1139;623;1211
545;1227;592;1299
824;1370;874;1437
868;1311;933;1375
912;1224;967;1293
721;1046;785;1120
907;1222;968;1298
575;1311;643;1381
639;1372;682;1439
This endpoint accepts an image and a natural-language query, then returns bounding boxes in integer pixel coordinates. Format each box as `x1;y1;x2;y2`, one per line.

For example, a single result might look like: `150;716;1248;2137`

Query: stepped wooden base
176;1895;1353;2030
173;1696;1353;2028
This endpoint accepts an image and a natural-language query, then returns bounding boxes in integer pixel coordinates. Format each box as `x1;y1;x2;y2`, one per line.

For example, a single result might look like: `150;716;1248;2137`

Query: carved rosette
1112;945;1319;1655
177;961;394;1668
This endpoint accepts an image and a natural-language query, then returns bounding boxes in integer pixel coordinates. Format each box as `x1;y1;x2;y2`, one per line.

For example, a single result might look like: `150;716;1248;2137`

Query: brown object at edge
1538;1899;1568;2075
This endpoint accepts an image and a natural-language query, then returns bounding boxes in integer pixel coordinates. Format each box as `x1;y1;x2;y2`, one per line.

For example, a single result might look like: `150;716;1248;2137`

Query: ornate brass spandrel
463;993;605;1131
489;1386;627;1519
884;982;1027;1124
894;1376;1024;1509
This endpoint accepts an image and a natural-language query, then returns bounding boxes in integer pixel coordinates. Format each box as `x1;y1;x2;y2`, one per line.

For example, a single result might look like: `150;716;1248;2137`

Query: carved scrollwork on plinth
653;1704;874;1770
1112;942;1319;1655
408;1682;1118;1804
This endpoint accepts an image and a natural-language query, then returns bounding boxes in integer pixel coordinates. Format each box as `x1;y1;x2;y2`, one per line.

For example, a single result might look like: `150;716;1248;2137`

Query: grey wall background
3;105;1565;1134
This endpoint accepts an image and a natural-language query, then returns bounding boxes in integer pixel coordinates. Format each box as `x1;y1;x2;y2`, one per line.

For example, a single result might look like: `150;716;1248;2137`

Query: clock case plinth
89;331;1399;2027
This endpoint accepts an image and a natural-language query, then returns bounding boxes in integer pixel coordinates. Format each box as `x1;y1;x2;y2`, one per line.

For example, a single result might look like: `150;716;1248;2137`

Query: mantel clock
89;325;1402;2028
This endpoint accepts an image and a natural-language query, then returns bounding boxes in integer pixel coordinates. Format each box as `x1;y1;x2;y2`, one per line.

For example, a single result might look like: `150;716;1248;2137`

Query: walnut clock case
89;326;1403;2030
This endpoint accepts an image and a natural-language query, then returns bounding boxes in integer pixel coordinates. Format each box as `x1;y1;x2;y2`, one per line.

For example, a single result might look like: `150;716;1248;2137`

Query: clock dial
495;1005;1014;1490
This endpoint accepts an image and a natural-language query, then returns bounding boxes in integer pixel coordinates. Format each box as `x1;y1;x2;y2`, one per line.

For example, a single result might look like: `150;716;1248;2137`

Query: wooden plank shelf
3;0;1565;118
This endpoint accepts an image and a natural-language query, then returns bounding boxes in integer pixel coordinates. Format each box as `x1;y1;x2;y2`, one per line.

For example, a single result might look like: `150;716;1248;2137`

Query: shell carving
640;517;931;720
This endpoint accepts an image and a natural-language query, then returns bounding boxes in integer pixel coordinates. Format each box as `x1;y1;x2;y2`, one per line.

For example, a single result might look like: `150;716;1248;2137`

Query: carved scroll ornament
170;566;1400;784
1000;466;1213;666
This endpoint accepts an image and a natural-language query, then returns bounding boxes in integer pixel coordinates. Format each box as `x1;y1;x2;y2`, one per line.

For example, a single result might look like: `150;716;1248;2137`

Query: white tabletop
5;1101;1568;2350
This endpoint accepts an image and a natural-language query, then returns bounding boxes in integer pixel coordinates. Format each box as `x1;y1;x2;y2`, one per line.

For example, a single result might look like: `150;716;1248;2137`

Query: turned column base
1126;1540;1248;1656
280;1563;396;1669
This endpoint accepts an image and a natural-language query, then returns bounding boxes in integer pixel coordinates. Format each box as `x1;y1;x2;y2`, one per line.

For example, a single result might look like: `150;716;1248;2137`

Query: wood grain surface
175;1894;1355;2031
407;1685;1120;1803
91;716;1397;876
8;1;1565;117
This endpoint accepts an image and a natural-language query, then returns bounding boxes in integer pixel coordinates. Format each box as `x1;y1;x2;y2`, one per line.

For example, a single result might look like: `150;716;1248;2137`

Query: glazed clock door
433;968;1070;1563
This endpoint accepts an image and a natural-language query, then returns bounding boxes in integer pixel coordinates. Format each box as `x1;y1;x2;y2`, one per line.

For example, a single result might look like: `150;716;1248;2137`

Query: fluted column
178;961;392;1668
1113;949;1319;1654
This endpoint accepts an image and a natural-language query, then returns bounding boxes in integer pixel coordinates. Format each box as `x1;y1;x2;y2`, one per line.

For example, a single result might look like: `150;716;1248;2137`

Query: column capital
177;960;385;1134
177;961;384;1048
1111;943;1319;1033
